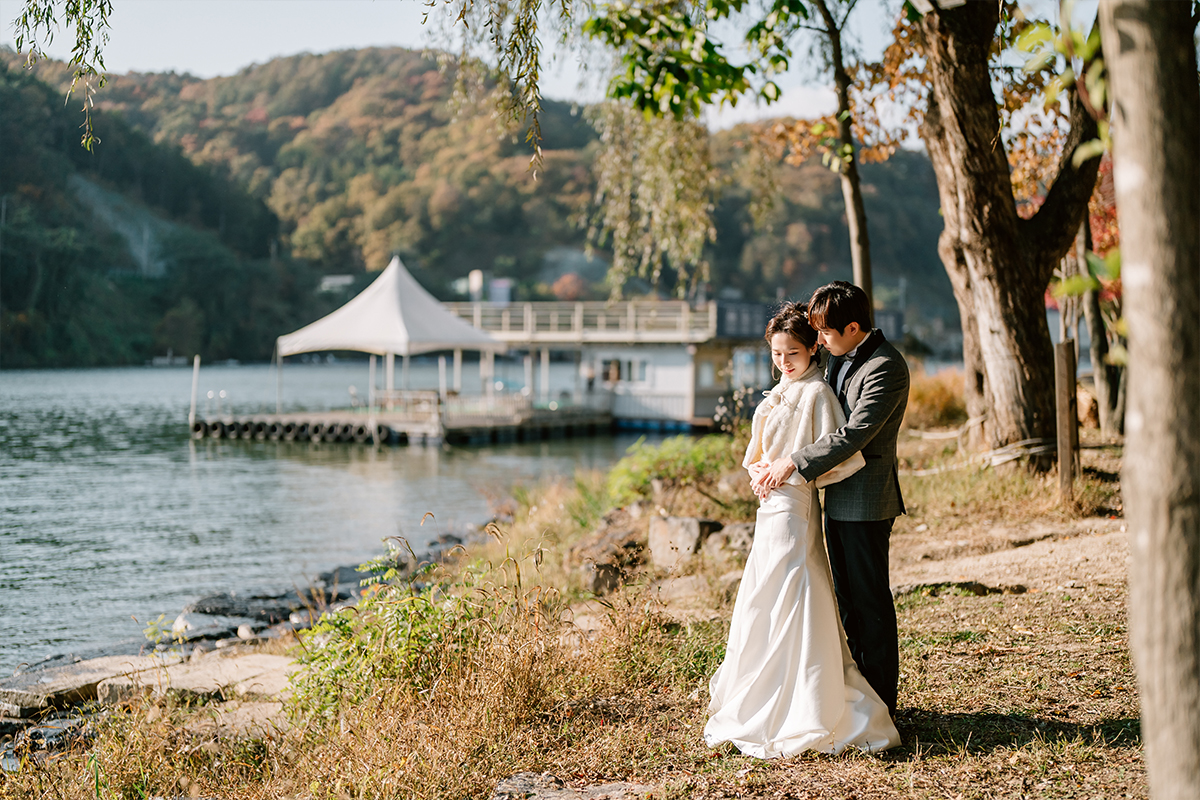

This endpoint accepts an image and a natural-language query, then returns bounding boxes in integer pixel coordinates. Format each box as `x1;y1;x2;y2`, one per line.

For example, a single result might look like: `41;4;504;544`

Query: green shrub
606;435;737;506
289;573;488;722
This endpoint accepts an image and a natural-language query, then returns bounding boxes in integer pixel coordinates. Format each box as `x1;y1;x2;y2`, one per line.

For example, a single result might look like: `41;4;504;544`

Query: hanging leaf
1071;138;1107;167
1052;274;1102;298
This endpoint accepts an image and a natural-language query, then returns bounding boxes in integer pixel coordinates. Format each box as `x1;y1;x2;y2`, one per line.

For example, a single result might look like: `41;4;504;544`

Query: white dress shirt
835;330;873;396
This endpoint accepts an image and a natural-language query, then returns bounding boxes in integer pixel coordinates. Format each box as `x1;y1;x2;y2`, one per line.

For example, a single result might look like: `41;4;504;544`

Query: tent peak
277;257;506;358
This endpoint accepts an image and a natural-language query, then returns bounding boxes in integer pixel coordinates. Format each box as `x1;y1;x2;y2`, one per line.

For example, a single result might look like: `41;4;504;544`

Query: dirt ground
892;516;1127;593
574;525;1139;799
632;437;1143;799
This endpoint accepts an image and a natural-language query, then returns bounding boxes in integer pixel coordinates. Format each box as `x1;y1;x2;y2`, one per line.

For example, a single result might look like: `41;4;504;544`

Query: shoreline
1;430;1142;798
3;365;649;685
7;528;478;680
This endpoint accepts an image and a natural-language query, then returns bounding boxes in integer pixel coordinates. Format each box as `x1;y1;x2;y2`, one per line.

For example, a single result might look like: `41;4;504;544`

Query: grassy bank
0;427;1140;799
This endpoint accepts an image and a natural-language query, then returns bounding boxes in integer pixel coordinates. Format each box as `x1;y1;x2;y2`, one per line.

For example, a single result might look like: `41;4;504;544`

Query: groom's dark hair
807;281;872;334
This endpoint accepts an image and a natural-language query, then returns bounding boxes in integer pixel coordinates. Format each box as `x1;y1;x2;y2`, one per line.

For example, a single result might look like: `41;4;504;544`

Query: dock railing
442;300;719;344
373;389;441;420
372;388;616;428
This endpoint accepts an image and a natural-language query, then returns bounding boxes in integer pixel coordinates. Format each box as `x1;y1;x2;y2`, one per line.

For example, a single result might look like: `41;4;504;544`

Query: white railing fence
443;301;717;343
370;388;615;426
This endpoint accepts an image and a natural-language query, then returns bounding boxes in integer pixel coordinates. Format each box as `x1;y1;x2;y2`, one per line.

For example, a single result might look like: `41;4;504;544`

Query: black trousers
824;515;899;715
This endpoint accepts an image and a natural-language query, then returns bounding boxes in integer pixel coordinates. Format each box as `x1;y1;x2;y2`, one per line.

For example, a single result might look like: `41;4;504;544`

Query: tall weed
280;533;724;798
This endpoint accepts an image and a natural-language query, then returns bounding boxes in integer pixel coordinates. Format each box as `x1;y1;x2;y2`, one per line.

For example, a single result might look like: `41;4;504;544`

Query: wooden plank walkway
189;392;613;446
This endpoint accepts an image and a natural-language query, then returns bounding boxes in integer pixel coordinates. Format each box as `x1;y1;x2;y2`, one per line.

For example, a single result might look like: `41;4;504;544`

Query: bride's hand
748;462;771;499
755;456;797;496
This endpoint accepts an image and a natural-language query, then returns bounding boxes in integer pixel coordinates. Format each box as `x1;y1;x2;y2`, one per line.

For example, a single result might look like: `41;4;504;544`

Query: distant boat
146;351;191;367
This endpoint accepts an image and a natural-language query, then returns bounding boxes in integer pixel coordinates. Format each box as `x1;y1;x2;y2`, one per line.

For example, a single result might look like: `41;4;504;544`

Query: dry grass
653;577;1142;799
0;438;1140;800
905;367;968;430
895;429;1124;541
0;509;729;800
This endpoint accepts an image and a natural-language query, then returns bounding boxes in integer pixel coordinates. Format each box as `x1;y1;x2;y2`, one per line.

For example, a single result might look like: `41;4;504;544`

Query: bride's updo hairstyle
764;301;818;351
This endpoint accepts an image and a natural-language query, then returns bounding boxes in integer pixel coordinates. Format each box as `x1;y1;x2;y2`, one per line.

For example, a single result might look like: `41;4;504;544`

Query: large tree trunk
918;2;1100;453
939;235;989;450
814;0;873;315
1099;3;1200;798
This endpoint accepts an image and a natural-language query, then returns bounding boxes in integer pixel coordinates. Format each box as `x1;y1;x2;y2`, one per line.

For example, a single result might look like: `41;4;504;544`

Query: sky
0;0;898;128
0;1;1092;129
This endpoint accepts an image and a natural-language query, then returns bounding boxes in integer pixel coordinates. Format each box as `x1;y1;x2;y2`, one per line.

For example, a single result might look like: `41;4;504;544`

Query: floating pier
189;391;617;446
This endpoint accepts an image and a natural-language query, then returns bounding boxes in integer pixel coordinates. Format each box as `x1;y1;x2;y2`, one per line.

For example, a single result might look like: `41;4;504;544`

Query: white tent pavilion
275;256;506;408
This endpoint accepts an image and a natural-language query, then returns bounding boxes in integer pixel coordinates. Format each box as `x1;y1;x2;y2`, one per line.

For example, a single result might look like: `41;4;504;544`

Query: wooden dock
189;391;614;446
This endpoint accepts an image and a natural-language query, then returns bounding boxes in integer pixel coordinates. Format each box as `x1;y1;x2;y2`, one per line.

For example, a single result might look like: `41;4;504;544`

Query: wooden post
190;354;202;425
1055;340;1079;503
540;347;550;403
368;355;377;446
573;349;582;404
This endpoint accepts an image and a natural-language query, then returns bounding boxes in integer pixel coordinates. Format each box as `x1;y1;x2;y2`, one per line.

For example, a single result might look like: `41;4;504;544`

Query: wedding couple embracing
704;281;909;758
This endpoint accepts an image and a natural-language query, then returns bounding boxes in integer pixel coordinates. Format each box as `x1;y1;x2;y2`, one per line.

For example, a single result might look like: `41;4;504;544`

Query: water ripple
0;363;651;674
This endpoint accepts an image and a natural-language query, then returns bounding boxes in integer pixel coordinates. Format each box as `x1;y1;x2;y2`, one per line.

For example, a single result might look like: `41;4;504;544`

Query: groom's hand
754;456;796;494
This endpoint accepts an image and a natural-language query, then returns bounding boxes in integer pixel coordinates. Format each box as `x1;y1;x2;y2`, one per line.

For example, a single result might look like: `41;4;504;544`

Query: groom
754;281;909;716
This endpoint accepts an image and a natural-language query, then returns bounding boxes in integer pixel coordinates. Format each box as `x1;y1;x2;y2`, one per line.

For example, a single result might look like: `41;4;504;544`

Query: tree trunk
918;2;1100;453
1113;360;1126;432
1099;3;1200;798
814;0;873;318
939;233;989;450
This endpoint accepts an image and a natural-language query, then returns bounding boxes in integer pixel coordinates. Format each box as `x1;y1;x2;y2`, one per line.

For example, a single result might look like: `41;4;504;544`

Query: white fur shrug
742;362;866;489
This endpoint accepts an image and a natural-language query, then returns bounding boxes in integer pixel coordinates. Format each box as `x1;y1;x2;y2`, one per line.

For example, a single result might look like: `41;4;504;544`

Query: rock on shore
492;772;656;800
0;646;296;773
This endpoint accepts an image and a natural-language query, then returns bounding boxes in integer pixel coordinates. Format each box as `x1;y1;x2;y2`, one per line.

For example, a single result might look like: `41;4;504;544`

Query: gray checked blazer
791;329;909;522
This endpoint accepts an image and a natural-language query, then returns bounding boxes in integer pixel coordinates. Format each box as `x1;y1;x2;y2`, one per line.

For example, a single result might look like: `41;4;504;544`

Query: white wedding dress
704;361;900;758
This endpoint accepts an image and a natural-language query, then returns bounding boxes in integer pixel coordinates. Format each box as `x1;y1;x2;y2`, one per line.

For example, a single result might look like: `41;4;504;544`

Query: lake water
0;360;655;676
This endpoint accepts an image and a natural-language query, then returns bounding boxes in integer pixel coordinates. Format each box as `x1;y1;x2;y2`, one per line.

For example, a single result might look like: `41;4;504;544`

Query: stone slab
0;654;182;717
493;772;655;800
171;613;256;643
701;521;754;570
182;700;287;740
654;574;709;605
182;591;310;624
648;517;722;570
96;653;295;704
0;716;32;737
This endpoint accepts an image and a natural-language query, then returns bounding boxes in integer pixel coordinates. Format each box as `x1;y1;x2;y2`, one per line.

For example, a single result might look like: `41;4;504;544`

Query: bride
704;301;900;758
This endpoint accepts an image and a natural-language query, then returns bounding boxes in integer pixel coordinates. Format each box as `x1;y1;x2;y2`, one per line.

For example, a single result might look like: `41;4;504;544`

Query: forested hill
0;56;344;368
1;46;956;368
6;47;599;299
